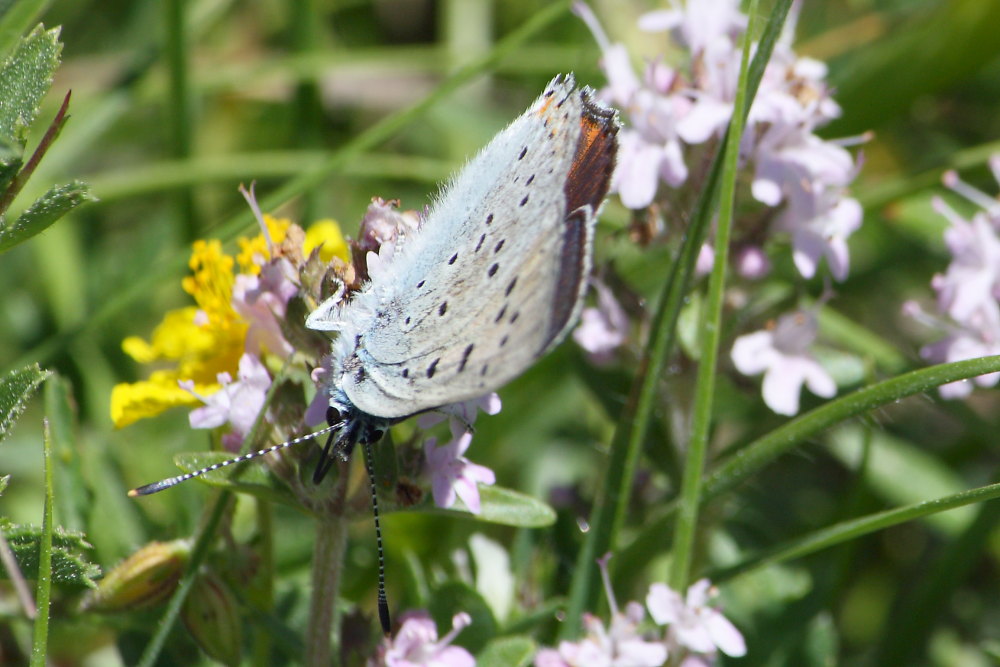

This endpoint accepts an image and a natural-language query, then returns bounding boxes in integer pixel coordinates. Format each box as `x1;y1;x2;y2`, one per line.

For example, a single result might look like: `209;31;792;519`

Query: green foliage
0;24;93;254
0;180;93;252
0;518;99;588
0;363;49;440
0;24;58;149
477;636;537;667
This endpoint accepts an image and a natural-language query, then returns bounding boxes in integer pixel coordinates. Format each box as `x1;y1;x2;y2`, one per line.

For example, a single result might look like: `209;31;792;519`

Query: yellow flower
236;215;292;274
111;243;247;428
304;219;349;263
110;214;348;428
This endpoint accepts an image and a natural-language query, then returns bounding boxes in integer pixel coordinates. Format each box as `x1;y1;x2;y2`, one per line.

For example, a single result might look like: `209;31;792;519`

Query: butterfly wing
326;75;618;419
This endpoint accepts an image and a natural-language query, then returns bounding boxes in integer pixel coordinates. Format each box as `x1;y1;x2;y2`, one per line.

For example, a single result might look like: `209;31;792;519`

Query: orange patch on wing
535;95;556;116
564;111;619;215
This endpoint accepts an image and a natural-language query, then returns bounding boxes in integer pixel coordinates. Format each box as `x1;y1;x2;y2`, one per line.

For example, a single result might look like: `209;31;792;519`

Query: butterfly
306;73;619;471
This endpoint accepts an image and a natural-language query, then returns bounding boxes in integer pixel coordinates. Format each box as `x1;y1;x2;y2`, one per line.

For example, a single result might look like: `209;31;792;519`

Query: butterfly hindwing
321;75;618;419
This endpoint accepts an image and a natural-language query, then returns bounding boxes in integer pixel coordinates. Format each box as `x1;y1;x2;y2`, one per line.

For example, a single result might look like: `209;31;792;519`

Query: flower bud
181;572;243;666
81;540;190;612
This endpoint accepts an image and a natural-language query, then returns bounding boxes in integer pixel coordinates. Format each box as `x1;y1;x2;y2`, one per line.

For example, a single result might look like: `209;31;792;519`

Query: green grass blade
704;355;1000;502
670;0;758;589
29;419;54;666
709;479;1000;582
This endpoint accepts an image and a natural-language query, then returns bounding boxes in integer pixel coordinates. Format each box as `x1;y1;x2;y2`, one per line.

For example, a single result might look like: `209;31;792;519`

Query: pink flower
929;193;1000;323
418;393;502;437
638;0;746;57
920;319;1000;398
534;608;668;667
535;554;669;667
907;160;1000;398
424;432;495;514
731;310;836;416
304;360;333;426
232;257;298;357
735;245;771;280
646;580;746;659
776;184;863;281
576;0;865;282
374;612;474;667
357;196;422;260
573;281;629;364
181;353;272;448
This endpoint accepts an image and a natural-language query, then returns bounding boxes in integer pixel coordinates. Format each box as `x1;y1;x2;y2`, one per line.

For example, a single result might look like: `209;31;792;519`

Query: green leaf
0;363;50;442
477;636;537;667
0;24;59;148
0;3;51;63
0;519;100;588
428;581;497;654
0;474;7;495
171;452;300;508
431;486;556;528
0;180;94;253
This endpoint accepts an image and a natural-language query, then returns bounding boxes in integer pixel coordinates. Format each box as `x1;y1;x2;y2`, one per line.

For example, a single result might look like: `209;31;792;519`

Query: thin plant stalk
164;0;198;240
669;0;758;590
29;419;53;666
305;469;350;667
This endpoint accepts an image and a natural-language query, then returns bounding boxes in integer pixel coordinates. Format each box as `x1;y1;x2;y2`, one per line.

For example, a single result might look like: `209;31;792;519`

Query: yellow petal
305;219;349;262
110;379;200;428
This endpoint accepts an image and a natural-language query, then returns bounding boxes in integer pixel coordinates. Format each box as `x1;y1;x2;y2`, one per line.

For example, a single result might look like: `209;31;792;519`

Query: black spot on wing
494;239;505;253
520;195;529;207
458;344;474;373
505;277;517;296
475;234;486;252
449;253;458;265
494;305;507;323
488;263;499;277
427;359;439;378
486;213;494;225
518;146;527;160
439;302;448;316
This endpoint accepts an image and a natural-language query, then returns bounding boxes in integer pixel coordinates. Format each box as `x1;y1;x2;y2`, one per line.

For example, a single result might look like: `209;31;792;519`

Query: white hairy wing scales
340;79;586;417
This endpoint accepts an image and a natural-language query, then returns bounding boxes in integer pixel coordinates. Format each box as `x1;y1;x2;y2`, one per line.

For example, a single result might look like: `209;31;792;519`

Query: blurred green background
3;0;1000;665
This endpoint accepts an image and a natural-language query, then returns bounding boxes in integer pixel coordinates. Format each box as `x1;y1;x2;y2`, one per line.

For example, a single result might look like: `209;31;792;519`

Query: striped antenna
127;423;341;497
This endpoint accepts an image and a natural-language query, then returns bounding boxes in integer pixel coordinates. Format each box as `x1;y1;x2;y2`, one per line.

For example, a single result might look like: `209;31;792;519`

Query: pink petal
704;610;747;657
762;359;806;416
731;331;777;376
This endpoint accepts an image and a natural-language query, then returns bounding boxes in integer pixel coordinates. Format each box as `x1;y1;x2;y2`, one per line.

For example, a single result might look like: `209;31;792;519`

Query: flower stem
305;480;350;666
670;0;758;590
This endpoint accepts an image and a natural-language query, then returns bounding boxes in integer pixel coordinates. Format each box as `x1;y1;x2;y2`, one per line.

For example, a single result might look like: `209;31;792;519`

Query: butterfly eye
326;406;341;426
